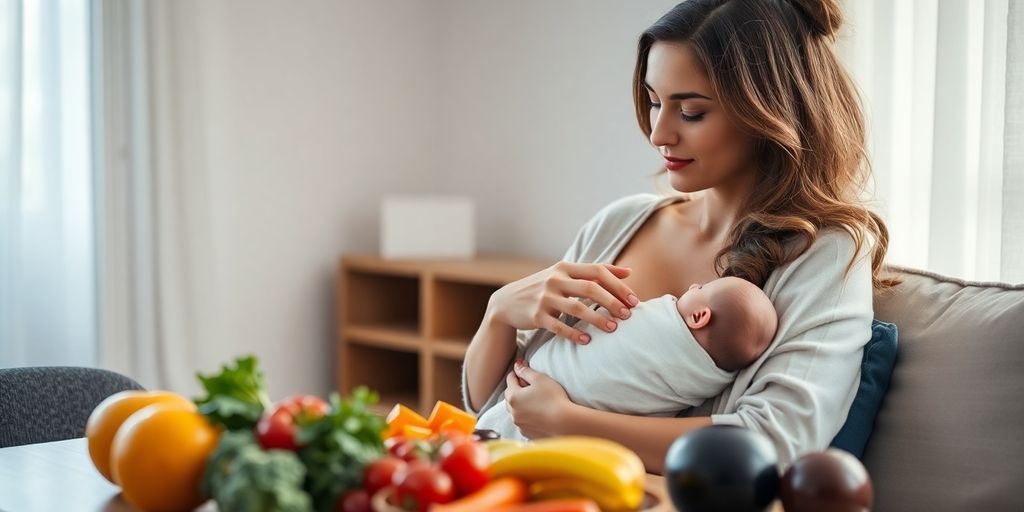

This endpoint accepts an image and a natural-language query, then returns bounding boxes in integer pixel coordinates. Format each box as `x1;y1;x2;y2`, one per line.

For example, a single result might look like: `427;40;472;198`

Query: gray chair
0;366;144;448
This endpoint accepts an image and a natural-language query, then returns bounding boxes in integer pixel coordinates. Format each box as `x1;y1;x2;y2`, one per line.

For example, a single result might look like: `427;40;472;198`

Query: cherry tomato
385;435;410;455
336;488;372;512
384;435;407;449
435;432;471;460
363;456;408;496
438;440;490;496
392;458;432;488
394;466;455;512
386;436;428;462
255;395;329;451
431;429;470;452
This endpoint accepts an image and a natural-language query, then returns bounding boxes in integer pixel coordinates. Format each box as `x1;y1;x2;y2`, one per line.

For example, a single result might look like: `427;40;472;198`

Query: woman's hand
504;359;574;438
488;261;640;344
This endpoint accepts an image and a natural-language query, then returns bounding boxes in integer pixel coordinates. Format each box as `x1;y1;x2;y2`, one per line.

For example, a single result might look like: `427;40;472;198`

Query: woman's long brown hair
635;0;899;290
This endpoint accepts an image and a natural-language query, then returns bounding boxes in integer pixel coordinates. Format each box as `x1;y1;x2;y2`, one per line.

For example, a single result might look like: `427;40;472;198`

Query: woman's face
645;42;758;194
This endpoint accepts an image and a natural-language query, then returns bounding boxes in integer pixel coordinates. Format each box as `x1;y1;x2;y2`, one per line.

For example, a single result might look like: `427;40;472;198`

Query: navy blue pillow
830;319;899;459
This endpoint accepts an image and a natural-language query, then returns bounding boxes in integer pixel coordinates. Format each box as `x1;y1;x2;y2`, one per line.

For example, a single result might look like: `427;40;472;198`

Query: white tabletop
0;438;215;512
0;438;711;512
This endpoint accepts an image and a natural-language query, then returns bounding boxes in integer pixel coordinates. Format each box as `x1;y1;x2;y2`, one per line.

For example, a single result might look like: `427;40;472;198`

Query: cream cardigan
461;192;874;465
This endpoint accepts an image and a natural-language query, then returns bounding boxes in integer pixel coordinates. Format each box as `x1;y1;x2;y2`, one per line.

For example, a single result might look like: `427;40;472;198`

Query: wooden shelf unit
338;254;551;416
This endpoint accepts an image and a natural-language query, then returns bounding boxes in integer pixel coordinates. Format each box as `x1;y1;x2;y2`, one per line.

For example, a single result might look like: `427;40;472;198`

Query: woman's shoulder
584;192;685;232
765;226;875;300
595;192;666;216
793;227;875;266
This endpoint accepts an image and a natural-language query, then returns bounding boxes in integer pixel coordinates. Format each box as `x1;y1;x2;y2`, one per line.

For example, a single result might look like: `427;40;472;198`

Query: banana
529;478;636;511
489;436;645;510
485;438;526;459
534;437;646;479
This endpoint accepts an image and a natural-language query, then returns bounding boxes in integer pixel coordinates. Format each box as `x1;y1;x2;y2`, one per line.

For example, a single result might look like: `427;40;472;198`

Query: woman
462;0;896;473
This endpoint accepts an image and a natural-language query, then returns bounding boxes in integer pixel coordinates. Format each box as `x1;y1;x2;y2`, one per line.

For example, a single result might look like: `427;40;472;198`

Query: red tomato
385;435;409;454
392;458;432;488
336;488;372;512
386;435;428;462
431;430;469;456
394;466;454;512
363;456;408;496
438;441;490;496
435;433;471;460
255;395;329;451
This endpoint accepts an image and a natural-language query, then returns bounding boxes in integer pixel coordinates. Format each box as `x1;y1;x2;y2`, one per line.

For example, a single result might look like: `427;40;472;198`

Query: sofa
864;265;1024;510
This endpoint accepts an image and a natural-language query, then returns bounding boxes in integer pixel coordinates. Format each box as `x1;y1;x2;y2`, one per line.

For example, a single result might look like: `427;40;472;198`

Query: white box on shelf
380;195;476;259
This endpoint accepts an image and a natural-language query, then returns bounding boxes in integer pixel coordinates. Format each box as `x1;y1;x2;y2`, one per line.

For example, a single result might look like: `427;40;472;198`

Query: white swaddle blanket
476;294;737;441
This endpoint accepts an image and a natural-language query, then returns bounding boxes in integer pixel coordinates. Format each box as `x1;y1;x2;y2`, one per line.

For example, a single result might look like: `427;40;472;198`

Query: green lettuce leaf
297;387;387;512
194;355;272;431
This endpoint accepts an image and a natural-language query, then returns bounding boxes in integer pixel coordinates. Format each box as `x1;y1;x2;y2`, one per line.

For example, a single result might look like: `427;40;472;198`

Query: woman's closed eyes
649;102;705;122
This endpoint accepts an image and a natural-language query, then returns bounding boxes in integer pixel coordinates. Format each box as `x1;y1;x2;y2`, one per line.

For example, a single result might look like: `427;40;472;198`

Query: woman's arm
559;404;711;474
462;194;658;417
463;308;519;413
707;229;876;464
507;362;710;474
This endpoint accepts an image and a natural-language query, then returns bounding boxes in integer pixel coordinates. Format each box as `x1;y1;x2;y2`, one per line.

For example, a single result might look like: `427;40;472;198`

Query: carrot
429;477;528;512
491;499;601;512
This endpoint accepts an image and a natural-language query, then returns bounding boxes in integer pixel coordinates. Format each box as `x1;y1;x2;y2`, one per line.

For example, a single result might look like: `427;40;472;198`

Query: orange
110;403;220;511
85;390;195;483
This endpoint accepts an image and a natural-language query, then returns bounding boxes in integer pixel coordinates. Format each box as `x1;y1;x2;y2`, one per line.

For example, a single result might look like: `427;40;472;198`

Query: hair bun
790;0;843;37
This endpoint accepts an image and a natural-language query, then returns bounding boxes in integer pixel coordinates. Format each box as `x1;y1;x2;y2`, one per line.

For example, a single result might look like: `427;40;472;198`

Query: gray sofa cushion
867;266;1024;510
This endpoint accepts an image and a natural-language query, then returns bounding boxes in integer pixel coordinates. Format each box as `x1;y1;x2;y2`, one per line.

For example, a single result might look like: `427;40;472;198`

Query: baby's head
675;276;778;372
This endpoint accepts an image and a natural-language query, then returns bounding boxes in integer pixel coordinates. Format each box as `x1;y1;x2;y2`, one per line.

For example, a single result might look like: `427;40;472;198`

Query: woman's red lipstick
665;157;694;171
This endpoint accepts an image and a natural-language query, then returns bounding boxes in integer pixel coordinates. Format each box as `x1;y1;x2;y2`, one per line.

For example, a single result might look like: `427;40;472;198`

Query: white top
462;192;875;465
475;293;737;441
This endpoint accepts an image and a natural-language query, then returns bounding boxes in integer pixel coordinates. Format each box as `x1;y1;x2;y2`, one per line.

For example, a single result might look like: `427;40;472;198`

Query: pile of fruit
664;424;875;512
84;355;649;512
86;356;390;511
360;404;646;512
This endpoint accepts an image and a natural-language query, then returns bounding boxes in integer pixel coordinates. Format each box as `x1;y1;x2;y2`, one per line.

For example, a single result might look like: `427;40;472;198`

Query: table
0;439;215;511
1;439;736;511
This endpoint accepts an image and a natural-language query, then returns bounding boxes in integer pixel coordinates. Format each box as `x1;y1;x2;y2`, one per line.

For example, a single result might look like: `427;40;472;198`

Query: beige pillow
866;265;1024;510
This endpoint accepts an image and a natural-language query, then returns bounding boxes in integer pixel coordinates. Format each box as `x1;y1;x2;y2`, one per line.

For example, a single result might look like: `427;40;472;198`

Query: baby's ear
686;306;712;329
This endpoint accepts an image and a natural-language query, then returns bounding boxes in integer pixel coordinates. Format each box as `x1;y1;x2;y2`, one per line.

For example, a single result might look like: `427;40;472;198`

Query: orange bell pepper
383;403;430;439
426;401;476;435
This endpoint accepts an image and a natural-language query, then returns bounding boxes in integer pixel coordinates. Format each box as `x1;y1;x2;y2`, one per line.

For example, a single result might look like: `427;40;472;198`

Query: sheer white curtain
93;0;210;391
1003;2;1024;284
0;0;96;368
838;0;1022;282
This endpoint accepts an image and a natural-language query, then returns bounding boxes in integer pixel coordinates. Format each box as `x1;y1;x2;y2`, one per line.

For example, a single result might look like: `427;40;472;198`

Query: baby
476;276;779;441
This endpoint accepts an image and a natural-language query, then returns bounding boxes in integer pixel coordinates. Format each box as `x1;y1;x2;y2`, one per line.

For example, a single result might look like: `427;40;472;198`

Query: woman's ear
686;306;712;329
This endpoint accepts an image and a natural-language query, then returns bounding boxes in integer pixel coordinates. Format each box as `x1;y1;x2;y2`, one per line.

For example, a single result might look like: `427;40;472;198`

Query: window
0;0;96;367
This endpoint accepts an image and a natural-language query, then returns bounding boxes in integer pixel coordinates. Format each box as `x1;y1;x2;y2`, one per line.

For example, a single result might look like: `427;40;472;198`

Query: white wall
433;0;678;257
160;0;680;398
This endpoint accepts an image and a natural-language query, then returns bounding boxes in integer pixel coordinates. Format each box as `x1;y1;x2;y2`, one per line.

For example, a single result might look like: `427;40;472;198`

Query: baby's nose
688;283;701;291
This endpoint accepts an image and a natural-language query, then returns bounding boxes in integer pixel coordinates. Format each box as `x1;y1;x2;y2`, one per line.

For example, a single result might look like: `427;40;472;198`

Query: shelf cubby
341;341;420;415
338;254;550;416
430;279;500;342
430;355;467;412
343;271;420;334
